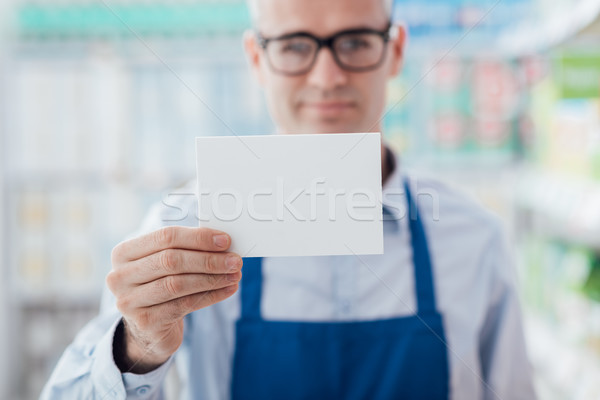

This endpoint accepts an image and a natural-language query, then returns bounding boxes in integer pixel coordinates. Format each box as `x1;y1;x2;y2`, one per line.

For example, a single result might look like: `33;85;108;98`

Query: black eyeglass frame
256;23;393;76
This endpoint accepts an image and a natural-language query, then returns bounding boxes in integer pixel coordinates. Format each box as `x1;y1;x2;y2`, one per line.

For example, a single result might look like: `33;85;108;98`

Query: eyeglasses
256;23;392;76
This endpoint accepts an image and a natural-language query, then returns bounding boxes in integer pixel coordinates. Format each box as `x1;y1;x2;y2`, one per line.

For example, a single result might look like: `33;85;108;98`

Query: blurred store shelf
1;0;599;399
16;1;250;39
526;311;600;400
2;3;270;398
498;0;600;56
516;168;600;251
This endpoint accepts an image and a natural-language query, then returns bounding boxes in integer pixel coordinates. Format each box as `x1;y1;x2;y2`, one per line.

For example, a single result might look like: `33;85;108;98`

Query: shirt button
136;385;151;396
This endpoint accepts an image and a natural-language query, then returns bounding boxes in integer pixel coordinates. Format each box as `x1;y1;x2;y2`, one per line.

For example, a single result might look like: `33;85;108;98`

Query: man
42;0;536;398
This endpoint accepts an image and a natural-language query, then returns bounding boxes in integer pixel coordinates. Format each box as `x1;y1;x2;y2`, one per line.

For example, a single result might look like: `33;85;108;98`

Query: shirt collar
381;148;407;226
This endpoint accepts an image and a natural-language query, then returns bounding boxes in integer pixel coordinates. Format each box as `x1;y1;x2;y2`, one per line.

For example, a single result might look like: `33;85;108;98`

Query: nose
306;47;348;90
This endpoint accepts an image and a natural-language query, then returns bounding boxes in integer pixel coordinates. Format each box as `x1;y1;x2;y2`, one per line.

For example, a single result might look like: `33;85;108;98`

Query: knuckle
116;296;131;313
111;242;125;264
160;249;180;272
156;226;177;248
105;270;119;291
204;253;218;273
162;275;181;297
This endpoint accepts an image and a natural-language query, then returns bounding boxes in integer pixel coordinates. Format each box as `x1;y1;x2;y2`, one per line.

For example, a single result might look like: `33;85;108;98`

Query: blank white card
196;133;383;257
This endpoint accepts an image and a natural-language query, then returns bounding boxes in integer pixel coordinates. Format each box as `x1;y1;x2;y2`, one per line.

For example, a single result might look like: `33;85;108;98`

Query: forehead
255;0;389;36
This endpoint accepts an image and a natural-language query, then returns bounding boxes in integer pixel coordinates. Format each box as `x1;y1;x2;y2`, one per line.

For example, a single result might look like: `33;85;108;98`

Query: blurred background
0;0;599;398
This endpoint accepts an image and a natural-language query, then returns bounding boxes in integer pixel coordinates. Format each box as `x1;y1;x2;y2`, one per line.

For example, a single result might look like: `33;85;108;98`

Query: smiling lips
303;101;355;116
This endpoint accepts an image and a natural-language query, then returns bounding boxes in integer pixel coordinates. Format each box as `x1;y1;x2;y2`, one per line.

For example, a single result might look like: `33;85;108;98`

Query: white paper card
196;133;383;257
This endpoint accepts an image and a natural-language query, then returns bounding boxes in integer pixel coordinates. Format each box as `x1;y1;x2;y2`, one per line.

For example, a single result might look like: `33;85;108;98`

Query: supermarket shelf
9;284;103;307
515;168;600;251
525;311;600;400
4;170;196;191
497;0;600;55
16;2;250;38
3;2;588;399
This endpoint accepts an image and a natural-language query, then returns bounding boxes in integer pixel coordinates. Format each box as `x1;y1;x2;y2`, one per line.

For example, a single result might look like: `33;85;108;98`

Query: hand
106;226;242;373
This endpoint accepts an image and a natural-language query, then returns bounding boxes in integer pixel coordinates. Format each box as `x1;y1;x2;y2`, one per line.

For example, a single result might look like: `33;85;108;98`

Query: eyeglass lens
266;32;386;74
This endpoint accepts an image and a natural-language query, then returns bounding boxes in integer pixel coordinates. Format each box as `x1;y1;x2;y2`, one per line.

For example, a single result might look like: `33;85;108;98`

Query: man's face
245;0;405;134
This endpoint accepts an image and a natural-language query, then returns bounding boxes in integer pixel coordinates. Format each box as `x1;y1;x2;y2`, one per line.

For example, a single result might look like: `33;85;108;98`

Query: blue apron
231;181;449;399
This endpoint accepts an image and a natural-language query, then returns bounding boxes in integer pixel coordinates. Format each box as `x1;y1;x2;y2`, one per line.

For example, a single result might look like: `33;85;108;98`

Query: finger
136;284;239;329
123;272;242;309
112;226;231;262
120;249;243;285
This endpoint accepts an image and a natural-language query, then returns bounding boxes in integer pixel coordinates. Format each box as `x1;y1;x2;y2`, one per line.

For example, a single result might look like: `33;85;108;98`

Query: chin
279;117;366;135
302;120;363;135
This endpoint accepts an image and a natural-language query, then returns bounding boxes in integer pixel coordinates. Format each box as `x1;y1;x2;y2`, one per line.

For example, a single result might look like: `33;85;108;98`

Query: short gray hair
247;0;394;24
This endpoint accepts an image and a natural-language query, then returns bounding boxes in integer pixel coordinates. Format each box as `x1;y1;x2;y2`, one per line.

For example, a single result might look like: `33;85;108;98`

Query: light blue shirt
42;165;537;399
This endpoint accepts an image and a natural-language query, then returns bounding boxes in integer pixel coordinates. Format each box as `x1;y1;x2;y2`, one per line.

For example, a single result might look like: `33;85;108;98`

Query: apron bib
230;180;449;399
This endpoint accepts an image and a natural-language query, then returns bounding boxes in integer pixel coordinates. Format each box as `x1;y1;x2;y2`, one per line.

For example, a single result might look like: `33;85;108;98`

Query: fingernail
213;234;229;248
226;255;241;271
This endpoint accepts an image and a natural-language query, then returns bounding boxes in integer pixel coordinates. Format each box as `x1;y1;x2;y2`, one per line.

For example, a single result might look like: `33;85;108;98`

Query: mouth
302;101;356;115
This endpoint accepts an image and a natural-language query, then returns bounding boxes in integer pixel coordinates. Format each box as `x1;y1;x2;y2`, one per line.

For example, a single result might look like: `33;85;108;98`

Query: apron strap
404;178;439;315
239;179;440;319
240;257;263;319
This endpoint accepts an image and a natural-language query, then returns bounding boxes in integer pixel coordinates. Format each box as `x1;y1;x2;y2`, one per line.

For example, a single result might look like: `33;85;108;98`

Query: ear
387;24;406;79
243;30;266;86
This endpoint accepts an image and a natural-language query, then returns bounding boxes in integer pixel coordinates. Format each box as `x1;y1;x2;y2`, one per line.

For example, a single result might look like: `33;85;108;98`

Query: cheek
263;76;303;124
356;74;388;119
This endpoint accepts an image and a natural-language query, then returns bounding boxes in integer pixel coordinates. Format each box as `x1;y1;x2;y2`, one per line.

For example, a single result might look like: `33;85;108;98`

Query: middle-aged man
42;0;537;398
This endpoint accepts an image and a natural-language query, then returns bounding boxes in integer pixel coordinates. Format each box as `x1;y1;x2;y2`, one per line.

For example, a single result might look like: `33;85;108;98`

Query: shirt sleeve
478;226;537;400
40;287;174;400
